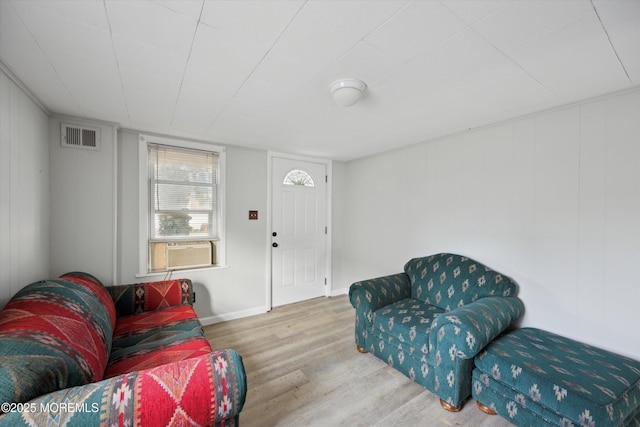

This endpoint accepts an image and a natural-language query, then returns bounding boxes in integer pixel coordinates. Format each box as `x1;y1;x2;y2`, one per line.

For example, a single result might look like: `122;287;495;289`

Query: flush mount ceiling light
329;79;367;107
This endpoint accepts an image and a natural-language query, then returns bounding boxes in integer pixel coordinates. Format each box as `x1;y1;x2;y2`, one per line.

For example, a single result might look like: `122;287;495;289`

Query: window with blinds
147;143;220;271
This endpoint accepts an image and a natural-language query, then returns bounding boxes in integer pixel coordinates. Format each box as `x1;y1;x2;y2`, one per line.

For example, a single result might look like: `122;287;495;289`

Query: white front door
271;157;327;307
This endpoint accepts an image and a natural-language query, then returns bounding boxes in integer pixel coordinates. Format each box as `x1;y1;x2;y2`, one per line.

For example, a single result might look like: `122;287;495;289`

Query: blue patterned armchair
349;253;524;411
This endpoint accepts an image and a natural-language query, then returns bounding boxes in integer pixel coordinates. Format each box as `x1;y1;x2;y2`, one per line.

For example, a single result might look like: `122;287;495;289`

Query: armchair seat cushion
372;298;444;356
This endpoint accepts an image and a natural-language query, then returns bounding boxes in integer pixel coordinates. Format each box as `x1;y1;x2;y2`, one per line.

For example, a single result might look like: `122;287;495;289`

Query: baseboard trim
199;306;268;326
331;287;349;297
199;292;348;326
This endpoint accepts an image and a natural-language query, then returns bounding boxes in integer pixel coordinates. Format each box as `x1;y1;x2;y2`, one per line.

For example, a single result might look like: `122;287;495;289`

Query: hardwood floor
203;295;514;427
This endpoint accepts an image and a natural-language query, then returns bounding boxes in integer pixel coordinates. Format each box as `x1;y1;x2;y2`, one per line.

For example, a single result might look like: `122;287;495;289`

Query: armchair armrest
349;273;411;349
0;350;247;427
349;272;412;314
430;296;524;360
107;278;193;318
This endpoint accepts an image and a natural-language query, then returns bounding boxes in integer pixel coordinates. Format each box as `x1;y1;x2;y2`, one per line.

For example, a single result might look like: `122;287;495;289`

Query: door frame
266;152;332;311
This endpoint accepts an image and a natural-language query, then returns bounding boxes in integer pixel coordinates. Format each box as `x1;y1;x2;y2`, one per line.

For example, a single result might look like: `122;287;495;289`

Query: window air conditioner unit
166;242;212;270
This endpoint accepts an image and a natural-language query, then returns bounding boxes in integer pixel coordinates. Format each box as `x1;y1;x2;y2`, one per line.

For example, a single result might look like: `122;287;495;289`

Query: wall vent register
61;123;101;150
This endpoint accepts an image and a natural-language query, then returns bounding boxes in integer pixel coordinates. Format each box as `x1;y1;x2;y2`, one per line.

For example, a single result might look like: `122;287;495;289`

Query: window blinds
148;143;219;240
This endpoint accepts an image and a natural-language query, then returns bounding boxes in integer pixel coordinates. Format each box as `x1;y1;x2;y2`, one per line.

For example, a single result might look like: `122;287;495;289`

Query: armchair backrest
404;253;518;310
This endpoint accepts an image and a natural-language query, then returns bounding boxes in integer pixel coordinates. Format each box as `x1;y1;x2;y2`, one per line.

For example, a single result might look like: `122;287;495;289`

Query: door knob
272;242;278;248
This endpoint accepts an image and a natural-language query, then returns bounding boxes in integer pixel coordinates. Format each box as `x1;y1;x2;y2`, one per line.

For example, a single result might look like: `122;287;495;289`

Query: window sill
135;264;229;279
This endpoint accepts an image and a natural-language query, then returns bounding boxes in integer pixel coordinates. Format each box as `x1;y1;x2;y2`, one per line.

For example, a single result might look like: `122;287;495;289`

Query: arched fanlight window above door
283;169;315;187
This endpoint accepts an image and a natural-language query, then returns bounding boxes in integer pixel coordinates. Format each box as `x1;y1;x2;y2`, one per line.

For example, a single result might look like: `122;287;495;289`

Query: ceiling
1;1;639;161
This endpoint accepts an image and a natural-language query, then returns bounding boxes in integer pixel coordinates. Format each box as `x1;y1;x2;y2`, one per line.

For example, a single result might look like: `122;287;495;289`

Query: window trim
283;169;315;187
138;134;226;276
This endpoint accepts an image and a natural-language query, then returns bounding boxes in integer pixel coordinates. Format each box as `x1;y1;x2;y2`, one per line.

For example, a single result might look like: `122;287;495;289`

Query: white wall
0;68;50;307
5;59;638;359
343;88;640;359
49;116;117;282
117;130;269;323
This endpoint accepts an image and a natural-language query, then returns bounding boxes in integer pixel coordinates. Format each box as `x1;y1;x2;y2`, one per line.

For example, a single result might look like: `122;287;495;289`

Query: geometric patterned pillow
59;271;116;328
106;279;193;318
0;275;115;408
0;350;247;426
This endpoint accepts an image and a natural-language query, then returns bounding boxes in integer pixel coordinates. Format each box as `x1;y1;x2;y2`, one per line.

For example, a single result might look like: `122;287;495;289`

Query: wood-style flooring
203;294;514;427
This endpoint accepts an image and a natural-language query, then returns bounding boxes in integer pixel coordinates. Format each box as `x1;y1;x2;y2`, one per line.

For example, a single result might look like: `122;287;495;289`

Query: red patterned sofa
0;272;246;426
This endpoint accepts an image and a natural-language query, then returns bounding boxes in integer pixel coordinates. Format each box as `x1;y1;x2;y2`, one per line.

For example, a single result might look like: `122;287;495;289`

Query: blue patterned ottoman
472;328;640;426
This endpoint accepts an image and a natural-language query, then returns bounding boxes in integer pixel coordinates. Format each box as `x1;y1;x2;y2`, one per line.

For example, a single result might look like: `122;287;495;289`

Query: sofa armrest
0;350;246;427
349;273;411;349
107;278;193;318
430;296;524;360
